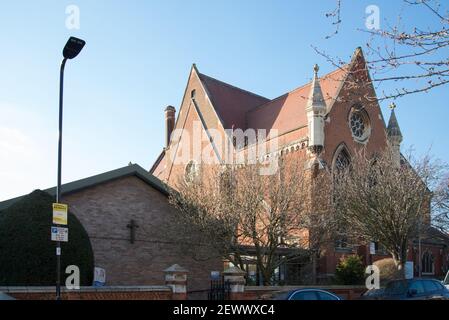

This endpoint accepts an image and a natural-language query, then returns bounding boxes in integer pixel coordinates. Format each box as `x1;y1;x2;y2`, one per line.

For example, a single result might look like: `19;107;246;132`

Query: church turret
387;103;403;166
165;105;176;148
306;64;327;154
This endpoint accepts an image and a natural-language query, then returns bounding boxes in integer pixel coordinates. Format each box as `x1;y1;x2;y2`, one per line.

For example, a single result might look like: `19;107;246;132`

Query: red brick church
150;48;449;283
1;48;447;289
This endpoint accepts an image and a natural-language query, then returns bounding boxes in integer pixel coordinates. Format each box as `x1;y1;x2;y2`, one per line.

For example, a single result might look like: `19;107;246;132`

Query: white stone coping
0;286;172;293
164;264;189;273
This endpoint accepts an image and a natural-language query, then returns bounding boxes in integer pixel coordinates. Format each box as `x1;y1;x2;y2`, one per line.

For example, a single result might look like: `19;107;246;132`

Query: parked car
358;288;385;300
443;271;449;290
268;289;342;301
377;279;449;300
0;292;15;300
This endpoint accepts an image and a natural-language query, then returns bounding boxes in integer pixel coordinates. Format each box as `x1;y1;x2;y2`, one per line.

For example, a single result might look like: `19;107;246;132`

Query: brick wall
1;286;172;300
63;176;222;291
2;285;368;301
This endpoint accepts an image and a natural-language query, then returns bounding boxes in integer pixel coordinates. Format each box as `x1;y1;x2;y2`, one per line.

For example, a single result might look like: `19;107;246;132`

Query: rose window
348;107;370;142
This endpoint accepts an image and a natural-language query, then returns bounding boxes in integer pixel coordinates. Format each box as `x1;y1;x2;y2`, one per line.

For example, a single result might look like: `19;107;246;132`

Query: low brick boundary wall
243;286;367;300
0;286;173;300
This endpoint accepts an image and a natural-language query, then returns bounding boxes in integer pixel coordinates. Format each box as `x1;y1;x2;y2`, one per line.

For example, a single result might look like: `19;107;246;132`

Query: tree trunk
259;264;274;286
311;252;317;285
262;269;273;286
392;250;408;279
396;261;406;279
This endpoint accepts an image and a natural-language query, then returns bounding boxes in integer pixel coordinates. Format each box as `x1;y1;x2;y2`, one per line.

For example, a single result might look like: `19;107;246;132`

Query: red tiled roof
198;67;348;135
198;73;270;129
246;67;347;136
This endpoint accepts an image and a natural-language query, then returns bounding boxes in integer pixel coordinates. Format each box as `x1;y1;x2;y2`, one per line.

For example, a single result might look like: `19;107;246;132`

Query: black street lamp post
56;37;85;300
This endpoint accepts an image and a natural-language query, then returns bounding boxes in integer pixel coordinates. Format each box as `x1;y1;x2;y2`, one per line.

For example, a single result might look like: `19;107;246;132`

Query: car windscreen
385;280;408;296
289;291;319;300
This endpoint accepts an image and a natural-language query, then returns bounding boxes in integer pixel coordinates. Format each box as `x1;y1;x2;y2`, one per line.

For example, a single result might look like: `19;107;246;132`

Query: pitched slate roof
0;164;168;212
415;226;449;246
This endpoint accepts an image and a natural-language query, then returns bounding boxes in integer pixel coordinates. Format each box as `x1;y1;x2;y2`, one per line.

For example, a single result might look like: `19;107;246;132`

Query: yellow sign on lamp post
52;203;68;225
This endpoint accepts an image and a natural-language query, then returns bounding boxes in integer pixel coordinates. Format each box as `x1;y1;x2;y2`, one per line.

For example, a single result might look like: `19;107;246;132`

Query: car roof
289;288;334;292
389;278;440;283
270;288;342;300
0;292;15;300
287;288;340;297
386;278;445;289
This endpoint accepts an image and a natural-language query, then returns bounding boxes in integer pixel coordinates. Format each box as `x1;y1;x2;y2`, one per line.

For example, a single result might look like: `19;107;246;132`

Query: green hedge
335;255;365;285
0;190;94;286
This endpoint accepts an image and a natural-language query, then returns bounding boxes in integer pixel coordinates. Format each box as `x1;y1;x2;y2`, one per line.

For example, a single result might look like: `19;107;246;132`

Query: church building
150;48;449;282
1;48;447;290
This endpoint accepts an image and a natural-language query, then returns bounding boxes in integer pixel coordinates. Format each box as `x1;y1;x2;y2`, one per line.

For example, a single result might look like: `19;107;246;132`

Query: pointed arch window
422;251;435;275
333;145;351;172
332;144;353;252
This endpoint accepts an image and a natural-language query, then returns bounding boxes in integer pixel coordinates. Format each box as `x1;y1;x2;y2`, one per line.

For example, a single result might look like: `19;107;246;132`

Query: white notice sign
51;226;68;242
369;242;376;255
94;267;106;287
405;261;414;279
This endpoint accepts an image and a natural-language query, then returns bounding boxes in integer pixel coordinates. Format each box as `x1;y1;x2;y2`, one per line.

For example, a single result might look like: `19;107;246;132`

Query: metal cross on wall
126;219;139;244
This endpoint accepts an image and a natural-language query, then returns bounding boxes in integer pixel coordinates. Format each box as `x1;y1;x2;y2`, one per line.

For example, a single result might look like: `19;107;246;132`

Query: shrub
335;255;365;285
373;258;402;284
0;190;94;286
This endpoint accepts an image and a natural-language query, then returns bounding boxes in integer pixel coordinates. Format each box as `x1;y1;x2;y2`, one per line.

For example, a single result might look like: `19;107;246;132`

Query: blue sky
0;0;447;200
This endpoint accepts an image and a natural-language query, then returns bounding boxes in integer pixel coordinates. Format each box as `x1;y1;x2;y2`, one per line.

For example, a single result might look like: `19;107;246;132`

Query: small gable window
191;89;196;100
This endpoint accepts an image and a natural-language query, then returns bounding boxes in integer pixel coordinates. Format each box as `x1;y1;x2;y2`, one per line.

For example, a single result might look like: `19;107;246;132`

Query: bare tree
425;157;449;233
332;147;449;277
319;0;449;100
434;180;449;231
169;157;333;285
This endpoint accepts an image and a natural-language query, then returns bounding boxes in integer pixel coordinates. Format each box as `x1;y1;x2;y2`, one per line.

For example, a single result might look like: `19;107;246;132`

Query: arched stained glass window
348;106;371;143
334;148;351;171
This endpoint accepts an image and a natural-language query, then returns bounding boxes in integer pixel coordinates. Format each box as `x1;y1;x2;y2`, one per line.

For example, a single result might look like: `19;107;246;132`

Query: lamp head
63;37;86;59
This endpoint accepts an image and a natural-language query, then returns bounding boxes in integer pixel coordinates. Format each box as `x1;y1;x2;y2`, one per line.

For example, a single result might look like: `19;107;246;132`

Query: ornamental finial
389;102;396;110
313;64;319;76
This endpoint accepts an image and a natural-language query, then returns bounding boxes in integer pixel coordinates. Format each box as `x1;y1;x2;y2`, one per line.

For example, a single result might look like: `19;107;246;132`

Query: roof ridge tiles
199;72;270;102
0;164;169;212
